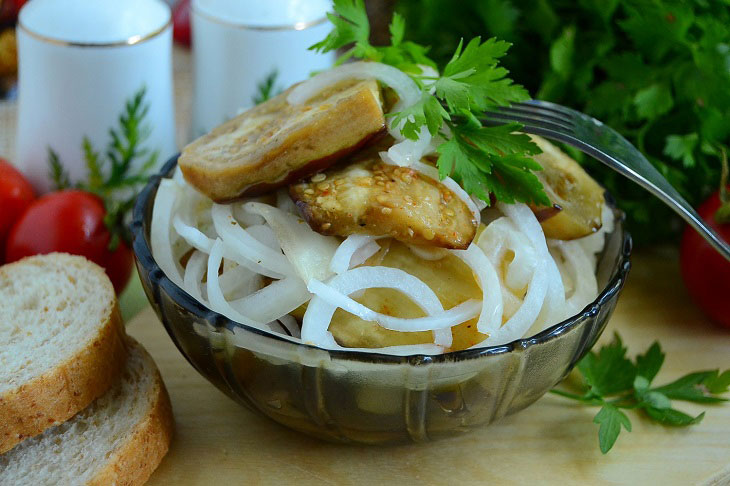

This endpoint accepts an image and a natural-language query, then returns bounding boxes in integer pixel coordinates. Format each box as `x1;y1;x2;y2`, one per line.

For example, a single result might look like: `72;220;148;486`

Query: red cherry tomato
680;191;730;329
4;190;133;294
0;159;35;261
172;0;191;47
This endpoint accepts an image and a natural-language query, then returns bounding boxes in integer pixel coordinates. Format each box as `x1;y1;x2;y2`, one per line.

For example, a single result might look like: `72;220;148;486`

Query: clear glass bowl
131;156;632;444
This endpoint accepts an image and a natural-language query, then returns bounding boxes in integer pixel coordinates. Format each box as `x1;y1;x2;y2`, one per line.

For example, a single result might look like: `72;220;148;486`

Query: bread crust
88;360;174;486
0;258;128;454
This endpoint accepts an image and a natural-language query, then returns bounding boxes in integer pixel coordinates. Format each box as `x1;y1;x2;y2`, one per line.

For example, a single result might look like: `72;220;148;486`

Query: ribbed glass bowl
131;156;632;444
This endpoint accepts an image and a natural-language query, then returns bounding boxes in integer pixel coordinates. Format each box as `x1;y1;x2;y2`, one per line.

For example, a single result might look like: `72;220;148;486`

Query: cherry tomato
172;0;191;47
680;191;730;329
4;190;133;293
0;159;35;261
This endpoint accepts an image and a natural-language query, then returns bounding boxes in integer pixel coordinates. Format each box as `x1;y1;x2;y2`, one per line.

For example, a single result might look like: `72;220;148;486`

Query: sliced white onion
173;215;214;253
450;244;503;335
407;244;449;261
383;126;434;166
310;278;480;333
330;235;378;274
276;188;299;215
287;61;420;113
551;240;597;315
303;266;485;348
244;201;339;283
206;239;270;330
351;241;380;268
245;224;280;250
212;203;296;277
277;314;301;338
151;179;183;286
218;264;262;300
183;250;207;302
230;277;310;323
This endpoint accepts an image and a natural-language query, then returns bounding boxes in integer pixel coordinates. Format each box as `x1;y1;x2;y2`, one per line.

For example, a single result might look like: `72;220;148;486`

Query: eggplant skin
289;155;478;250
179;79;386;203
528;136;605;240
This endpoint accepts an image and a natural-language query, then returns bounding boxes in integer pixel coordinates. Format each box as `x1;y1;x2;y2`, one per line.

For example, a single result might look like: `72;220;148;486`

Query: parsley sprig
49;86;158;249
552;334;730;454
310;0;550;207
252;69;281;105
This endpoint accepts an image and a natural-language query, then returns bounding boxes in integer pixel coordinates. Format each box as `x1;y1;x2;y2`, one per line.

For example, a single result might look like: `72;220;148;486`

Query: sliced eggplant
289;152;478;249
529;136;606;240
179;79;386;202
327;241;487;350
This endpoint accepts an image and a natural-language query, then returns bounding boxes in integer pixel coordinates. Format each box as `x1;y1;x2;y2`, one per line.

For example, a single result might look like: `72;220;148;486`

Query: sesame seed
304;188;315;195
407;228;415;237
423;228;436;240
316;182;330;190
311;173;326;182
321;222;332;230
376;195;388;205
381;207;392;214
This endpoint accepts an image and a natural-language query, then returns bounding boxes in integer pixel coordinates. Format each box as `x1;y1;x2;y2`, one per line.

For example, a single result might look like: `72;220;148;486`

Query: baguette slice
179;78;386;202
0;339;174;486
0;253;127;453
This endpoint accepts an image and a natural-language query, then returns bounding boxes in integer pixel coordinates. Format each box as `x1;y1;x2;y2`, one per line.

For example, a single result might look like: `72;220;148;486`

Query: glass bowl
131;156;632;445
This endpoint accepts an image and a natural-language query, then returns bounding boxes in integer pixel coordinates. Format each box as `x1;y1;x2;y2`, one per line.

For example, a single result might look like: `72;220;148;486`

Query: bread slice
179;78;386;202
0;253;127;453
0;339;174;486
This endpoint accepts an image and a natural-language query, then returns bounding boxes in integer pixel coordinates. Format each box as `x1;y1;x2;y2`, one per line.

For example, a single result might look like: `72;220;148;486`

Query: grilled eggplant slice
179;79;386;202
529;136;606;240
327;241;487;350
289;153;478;249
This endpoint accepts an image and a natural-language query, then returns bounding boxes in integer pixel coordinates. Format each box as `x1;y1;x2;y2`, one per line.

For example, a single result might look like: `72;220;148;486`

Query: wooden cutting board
126;248;730;486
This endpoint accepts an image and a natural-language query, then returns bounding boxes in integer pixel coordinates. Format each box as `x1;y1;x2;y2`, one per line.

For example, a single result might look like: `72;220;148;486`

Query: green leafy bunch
310;0;551;207
395;0;730;244
552;334;730;453
49;86;158;249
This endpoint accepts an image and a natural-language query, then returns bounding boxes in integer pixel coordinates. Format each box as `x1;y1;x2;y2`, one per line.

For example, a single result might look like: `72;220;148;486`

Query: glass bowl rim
131;155;632;366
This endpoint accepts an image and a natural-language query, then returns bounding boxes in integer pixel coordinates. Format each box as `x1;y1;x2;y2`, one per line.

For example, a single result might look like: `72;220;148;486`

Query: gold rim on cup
191;6;328;31
17;18;172;47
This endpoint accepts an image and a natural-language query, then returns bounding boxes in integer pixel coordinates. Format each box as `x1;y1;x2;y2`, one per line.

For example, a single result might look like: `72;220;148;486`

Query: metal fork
481;100;730;262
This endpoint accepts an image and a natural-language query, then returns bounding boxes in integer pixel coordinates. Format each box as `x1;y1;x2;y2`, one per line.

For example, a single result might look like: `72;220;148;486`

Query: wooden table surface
126;248;730;486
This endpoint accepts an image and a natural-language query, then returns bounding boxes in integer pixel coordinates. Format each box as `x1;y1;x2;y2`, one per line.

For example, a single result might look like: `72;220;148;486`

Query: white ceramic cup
16;0;176;193
191;0;335;138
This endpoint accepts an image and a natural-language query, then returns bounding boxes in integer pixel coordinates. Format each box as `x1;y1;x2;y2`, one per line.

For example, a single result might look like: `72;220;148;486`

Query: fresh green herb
310;0;550;207
394;0;730;244
252;69;281;105
551;334;730;453
48;86;158;249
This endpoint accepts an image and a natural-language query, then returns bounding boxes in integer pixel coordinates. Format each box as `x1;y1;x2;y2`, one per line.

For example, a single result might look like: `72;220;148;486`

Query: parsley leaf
577;333;636;397
594;404;632;454
394;0;730;244
309;0;371;62
310;0;547;207
551;335;729;454
253;69;281;105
